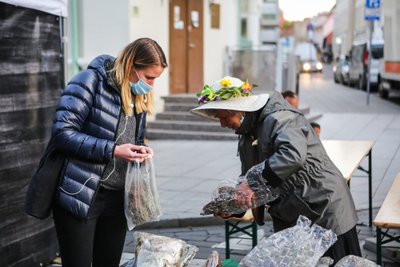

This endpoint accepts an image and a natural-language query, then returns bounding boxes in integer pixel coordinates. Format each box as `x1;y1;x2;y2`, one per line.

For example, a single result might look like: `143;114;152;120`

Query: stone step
148;95;323;140
148;112;322;140
146;128;237;141
162;94;197;104
155;112;209;122
164;103;199;112
147;120;230;133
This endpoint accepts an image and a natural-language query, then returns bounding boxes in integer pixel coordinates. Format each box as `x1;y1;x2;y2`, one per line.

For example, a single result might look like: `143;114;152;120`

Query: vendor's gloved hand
235;180;255;210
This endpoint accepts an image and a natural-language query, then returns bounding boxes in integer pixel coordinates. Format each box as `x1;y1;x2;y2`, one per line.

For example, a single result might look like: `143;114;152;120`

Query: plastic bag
124;157;162;230
238;215;337;267
334;255;380;267
133;232;198;267
201;162;278;215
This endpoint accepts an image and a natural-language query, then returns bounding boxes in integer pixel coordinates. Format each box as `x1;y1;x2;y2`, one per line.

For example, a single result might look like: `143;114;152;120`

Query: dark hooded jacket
50;55;146;219
237;91;358;235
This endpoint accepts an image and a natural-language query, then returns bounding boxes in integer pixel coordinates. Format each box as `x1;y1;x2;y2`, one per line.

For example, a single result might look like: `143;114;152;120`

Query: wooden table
322;140;374;226
373;173;400;265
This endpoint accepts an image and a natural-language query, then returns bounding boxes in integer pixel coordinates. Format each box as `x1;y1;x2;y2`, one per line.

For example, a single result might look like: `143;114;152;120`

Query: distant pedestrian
281;90;299;108
191;76;361;265
310;121;321;137
26;38;167;267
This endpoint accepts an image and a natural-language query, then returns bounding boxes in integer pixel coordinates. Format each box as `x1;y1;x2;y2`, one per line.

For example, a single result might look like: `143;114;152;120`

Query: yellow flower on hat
242;79;252;94
220;79;232;88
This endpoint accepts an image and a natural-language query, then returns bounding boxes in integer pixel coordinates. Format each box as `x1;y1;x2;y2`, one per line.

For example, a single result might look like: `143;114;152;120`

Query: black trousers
53;187;127;267
323;225;362;265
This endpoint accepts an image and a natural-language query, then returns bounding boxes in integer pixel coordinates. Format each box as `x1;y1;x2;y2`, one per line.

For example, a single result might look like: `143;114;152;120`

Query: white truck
377;0;400;99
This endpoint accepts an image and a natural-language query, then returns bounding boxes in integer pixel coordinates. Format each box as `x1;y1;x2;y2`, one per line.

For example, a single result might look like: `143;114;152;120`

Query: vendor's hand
235;181;255;210
114;144;150;163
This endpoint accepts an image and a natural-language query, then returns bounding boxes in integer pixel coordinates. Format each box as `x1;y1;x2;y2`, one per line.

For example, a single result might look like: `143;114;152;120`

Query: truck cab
378;0;400;99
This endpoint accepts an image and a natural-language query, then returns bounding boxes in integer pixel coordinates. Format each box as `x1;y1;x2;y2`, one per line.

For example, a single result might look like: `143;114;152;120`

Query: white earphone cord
60;116;129;196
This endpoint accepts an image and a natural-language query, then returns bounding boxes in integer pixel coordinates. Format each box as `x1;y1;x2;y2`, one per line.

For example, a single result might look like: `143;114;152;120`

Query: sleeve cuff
262;161;283;188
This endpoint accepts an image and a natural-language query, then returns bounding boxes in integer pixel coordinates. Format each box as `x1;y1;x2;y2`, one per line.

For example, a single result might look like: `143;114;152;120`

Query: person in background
281;90;299;109
310;122;321;137
28;38;167;267
191;77;361;265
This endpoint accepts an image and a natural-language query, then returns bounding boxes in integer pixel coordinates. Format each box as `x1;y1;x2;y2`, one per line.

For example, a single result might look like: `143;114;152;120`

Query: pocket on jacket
268;192;320;224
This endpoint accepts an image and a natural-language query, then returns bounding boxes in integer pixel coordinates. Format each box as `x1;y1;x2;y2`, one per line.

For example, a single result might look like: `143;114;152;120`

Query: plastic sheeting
238;215;337;267
0;0;67;16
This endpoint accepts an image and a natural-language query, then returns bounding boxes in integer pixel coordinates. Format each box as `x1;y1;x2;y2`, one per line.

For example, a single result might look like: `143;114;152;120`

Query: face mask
130;71;153;95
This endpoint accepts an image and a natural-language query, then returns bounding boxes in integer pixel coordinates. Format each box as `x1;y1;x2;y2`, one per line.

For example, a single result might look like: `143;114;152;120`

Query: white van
348;40;382;90
295;42;323;73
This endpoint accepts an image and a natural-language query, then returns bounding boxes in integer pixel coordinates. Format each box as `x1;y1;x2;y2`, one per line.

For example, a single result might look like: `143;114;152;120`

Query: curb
135;208;373;230
135;215;225;229
135;214;274;230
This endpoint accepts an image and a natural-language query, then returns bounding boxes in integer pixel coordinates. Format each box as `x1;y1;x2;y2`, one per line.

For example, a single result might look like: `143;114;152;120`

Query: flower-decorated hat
190;76;269;120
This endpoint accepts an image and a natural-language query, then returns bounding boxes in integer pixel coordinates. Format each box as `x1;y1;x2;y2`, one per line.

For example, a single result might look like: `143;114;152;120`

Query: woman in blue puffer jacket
51;38;167;267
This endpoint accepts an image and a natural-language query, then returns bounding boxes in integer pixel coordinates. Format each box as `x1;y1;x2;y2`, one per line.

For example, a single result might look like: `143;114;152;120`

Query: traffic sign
365;0;380;8
365;0;381;20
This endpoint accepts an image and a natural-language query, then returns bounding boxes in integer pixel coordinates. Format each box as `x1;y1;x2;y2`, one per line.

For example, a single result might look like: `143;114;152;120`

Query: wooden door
169;0;203;94
187;0;203;93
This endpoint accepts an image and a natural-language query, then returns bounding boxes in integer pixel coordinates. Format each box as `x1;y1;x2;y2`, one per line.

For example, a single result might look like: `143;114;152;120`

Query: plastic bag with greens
124;157;162;230
201;162;278;215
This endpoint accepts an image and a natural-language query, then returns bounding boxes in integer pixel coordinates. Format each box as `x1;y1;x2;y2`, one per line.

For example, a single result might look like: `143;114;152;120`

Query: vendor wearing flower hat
191;76;361;264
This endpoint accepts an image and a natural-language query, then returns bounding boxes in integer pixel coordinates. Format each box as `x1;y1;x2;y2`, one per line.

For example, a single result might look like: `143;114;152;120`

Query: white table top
322;140;374;181
373;173;400;228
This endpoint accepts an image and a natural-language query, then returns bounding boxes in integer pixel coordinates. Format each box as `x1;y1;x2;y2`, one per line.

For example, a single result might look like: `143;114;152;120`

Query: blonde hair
112;38;167;116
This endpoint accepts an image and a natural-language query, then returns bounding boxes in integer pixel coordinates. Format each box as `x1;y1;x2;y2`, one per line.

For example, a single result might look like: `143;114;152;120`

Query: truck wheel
379;83;389;99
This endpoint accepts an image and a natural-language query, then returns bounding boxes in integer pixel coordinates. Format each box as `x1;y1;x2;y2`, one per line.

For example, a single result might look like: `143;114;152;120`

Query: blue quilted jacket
52;55;146;219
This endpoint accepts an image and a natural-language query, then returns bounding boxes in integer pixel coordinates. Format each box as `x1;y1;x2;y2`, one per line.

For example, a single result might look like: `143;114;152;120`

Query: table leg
368;149;372;227
225;221;230;259
252;222;257;248
376;227;381;265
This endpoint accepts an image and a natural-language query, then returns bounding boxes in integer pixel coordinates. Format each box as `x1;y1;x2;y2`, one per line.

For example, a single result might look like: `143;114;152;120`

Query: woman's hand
235;180;255;210
140;146;154;156
113;144;151;163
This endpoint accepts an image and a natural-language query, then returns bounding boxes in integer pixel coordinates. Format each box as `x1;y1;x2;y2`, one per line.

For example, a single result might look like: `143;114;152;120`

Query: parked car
295;42;323;73
348;42;380;90
333;56;350;85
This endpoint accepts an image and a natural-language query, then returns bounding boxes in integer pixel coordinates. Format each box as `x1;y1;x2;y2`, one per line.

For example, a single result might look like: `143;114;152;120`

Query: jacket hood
236;90;301;135
259;90;302;121
88;55;119;92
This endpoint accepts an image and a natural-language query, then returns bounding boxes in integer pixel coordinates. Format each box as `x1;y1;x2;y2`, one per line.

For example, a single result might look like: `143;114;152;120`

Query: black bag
25;137;65;219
